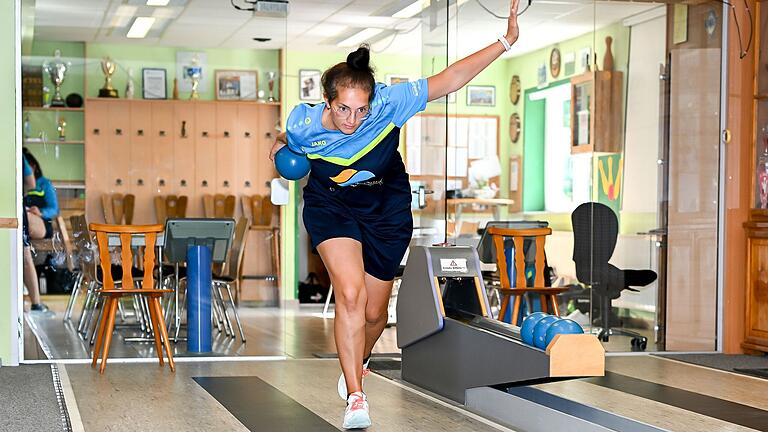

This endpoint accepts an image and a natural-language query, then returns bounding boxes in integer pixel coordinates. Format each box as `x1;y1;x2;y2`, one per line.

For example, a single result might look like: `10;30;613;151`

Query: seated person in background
22;153;48;312
22;148;59;240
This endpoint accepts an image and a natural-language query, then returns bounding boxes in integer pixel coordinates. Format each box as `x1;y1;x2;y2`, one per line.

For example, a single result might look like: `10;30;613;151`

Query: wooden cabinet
84;99;280;223
570;71;623;154
743;223;768;352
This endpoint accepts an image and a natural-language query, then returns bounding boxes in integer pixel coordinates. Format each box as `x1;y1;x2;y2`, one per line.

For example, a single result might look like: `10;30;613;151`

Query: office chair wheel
631;337;647;352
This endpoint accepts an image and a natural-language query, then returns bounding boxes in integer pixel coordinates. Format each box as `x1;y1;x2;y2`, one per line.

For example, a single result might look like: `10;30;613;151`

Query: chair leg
64;272;83;321
511;296;522;325
215;283;235;338
498;294;509;322
99;298;119;374
550;294;560;316
224;282;246;342
146;295;165;367
539;294;548;314
150;297;175;372
92;297;112;368
323;284;334;317
78;282;96;333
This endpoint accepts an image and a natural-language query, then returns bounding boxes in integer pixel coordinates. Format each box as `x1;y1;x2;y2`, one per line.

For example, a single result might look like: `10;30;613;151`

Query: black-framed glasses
330;104;371;121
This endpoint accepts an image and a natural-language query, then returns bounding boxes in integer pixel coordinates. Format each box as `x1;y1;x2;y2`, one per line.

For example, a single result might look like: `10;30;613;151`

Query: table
448;198;515;235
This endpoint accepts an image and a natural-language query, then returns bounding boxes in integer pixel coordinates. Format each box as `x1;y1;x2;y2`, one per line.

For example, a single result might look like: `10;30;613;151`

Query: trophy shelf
23;139;84;145
23;106;84;112
85;98;280;106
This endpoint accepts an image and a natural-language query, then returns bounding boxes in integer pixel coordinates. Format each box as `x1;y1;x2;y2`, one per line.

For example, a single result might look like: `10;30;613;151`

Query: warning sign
440;258;468;273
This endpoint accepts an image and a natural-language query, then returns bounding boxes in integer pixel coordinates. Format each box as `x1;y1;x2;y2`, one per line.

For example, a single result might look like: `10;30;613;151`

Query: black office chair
571;202;657;351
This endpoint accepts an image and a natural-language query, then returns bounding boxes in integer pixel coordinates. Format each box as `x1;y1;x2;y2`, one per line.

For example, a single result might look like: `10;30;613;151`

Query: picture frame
215;69;258;101
386;74;410;86
299;69;322;101
142;68;167;100
466;85;495;107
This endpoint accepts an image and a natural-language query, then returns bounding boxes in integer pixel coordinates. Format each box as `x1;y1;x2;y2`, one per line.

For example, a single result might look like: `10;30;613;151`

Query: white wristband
498;36;512;52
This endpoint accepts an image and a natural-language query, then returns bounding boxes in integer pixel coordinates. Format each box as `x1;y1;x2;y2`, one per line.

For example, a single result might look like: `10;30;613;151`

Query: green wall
0;0;18;365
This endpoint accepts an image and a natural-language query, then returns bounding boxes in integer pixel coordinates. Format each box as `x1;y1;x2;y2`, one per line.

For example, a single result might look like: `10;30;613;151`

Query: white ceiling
31;0;661;57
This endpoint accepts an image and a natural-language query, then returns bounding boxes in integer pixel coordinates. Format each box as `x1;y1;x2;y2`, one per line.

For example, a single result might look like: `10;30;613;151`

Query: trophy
267;71;277;102
99;57;119;98
185;55;202;100
57;117;67;141
125;68;135;99
42;50;70;107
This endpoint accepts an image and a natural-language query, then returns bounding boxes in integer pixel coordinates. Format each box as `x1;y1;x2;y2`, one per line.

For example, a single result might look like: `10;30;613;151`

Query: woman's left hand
29;206;41;216
505;0;521;45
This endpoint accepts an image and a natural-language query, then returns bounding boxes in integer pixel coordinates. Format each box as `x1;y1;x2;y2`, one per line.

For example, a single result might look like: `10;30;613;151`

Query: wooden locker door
129;101;154;224
152;102;175;221
236;104;259;200
216;103;238;203
255;105;279;196
106;100;132;198
173;101;197;215
195;102;217;214
84;99;110;222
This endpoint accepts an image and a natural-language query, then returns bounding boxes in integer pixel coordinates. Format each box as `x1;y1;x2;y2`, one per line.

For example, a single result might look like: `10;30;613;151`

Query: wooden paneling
236;104;260;197
129;102;154;224
107;101;132;197
173;101;197;214
194;103;217;207
256;105;279;196
85;100;109;222
152;102;175;207
744;232;768;350
215;104;238;199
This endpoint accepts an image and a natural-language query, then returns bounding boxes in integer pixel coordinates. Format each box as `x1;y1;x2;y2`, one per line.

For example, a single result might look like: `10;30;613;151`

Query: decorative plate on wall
550;47;561;79
509;75;521;105
509;113;521;143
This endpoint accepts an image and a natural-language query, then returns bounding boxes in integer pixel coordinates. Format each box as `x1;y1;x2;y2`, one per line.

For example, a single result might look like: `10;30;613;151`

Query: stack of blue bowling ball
520;312;584;350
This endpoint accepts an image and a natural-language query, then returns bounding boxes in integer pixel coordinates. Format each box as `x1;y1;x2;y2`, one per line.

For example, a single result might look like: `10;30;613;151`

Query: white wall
622;14;667;213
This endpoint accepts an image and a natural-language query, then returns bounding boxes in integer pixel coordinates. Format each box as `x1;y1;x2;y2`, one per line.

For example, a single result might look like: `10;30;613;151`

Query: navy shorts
303;195;412;281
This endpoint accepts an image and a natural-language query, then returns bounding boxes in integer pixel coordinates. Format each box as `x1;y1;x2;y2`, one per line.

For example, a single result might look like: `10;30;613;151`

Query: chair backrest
156;195;189;223
571;202;618;268
89;223;163;290
203;194;215;218
246;194;274;227
487;226;551;289
241;196;254;224
102;193;135;224
154;196;167;224
221;218;249;281
71;214;98;281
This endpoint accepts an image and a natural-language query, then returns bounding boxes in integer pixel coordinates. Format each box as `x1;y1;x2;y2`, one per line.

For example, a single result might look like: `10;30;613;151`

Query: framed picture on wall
386;74;410;85
215;69;258;101
299;69;322;101
467;85;495;107
142;68;167;100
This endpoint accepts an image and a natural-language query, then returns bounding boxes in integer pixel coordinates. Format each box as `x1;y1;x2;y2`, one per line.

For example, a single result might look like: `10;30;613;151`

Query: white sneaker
338;358;371;400
343;392;371;430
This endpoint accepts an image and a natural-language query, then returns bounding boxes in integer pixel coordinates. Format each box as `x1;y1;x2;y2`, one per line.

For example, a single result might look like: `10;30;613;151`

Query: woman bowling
270;0;520;427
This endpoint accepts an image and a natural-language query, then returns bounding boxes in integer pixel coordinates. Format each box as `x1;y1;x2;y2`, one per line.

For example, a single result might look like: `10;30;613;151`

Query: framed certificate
142;68;167;100
215;69;258;101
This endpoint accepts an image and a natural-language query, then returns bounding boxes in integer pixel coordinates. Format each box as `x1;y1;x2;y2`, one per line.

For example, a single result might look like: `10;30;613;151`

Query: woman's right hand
269;132;288;161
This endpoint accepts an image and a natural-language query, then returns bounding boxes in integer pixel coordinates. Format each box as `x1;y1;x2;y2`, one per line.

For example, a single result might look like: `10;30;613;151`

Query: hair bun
346;44;371;72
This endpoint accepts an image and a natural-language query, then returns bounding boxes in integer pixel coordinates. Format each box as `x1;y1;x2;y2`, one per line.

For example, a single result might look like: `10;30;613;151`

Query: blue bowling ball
520;312;548;346
532;315;561;349
274;146;310;180
544;318;584;348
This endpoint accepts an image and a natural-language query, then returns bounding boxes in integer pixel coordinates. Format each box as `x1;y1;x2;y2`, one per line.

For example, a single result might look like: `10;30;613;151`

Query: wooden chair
241;194;280;289
102;193;135;224
89;223;174;373
488;226;568;325
213;217;249;341
203;194;236;218
154;195;188;223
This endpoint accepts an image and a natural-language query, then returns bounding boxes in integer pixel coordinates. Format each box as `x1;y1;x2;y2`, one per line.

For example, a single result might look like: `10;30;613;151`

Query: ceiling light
392;0;428;18
337;28;384;47
146;0;170;5
127;17;156;38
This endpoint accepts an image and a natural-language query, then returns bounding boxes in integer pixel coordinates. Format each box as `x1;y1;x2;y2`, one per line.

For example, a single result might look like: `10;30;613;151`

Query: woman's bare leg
26;211;45;240
362;274;394;360
317;238;367;395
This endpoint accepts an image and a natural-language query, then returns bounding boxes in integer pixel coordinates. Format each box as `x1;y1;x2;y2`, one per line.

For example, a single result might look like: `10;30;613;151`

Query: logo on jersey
310;140;327;147
330;169;376;187
305;117;312;125
410;81;420;97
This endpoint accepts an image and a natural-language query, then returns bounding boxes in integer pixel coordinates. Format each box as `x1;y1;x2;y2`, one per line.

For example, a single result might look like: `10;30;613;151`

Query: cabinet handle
265;132;273;139
181;121;187;138
116;178;122;186
201;180;208;187
223;180;230;187
137;129;144;136
159;179;166;187
224;131;230;138
159;130;166;137
93;128;100;135
244;131;251;138
180;179;187;187
244;180;251;188
115;128;123;135
137;179;144;186
202;131;209;137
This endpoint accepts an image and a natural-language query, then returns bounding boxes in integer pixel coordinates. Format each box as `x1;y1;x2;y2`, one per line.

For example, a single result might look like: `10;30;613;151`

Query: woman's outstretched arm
427;0;520;102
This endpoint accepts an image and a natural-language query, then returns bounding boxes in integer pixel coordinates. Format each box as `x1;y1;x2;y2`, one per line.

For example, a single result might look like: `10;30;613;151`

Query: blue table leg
187;245;212;352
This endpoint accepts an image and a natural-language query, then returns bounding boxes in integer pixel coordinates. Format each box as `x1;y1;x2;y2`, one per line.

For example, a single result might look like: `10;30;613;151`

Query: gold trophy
98;57;119;98
267;71;277;102
57;117;67;141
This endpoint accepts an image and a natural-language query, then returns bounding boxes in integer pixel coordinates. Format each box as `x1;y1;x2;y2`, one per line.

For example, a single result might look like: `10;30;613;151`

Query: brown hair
321;44;375;104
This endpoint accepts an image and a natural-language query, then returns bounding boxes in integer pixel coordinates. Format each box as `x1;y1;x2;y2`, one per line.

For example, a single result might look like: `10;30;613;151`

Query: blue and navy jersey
24;176;59;220
286;79;428;196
